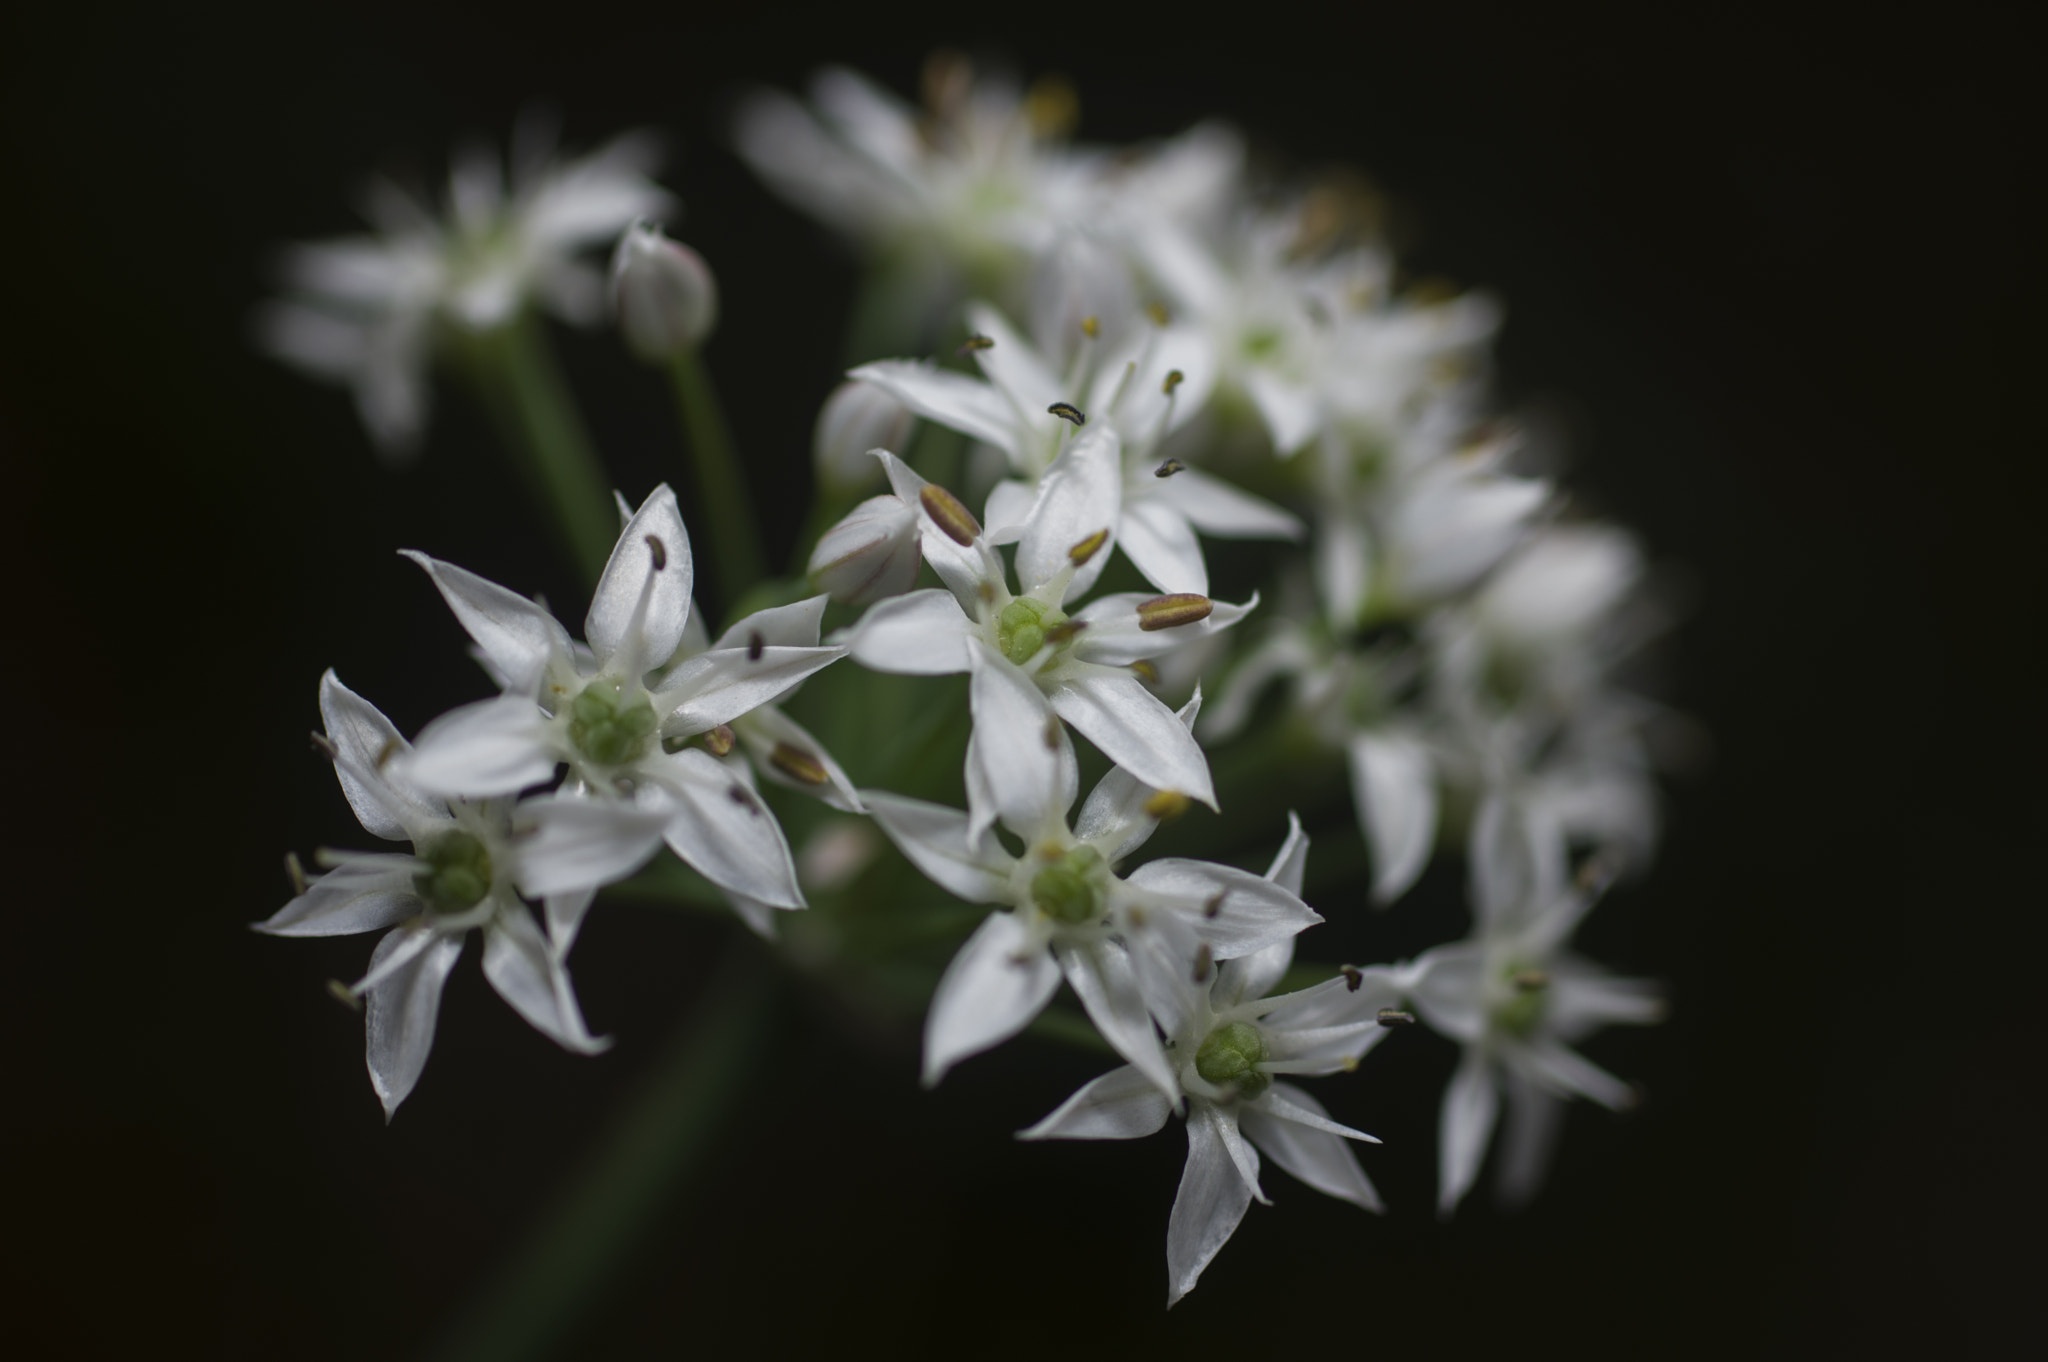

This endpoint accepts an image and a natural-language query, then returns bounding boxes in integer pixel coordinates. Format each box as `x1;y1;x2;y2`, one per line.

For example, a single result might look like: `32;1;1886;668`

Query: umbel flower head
256;120;671;456
257;672;608;1119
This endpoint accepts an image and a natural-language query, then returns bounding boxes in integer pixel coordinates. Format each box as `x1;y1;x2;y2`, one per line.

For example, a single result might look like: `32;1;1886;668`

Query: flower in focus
256;123;671;456
257;672;608;1119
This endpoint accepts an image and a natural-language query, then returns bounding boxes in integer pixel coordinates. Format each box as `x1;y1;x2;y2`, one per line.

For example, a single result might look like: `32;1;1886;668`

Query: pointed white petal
256;857;418;937
1546;967;1666;1035
1058;941;1179;1104
1016;425;1122;601
966;642;1077;842
655;644;845;734
1438;1049;1501;1215
1073;688;1201;863
864;790;1014;903
965;301;1064;421
712;594;829;650
922;911;1062;1085
658;750;805;908
1243;369;1322;454
851;361;1021;460
400;695;557;798
1346;731;1439;907
1116;498;1209;595
1405;942;1489;1043
1152;467;1303;539
1048;671;1215;808
543;888;596;955
318;671;446;840
1166;1104;1257;1306
586;485;694;672
1017;1064;1174;1141
480;904;611;1054
723;891;782;939
400;551;571;692
1495;1071;1566;1209
1122;859;1321;958
1242;1085;1383;1210
842;588;973;675
1264;810;1309;896
364;926;466;1121
511;793;670;898
1511;1035;1636;1109
982;478;1037;538
1069;591;1256;666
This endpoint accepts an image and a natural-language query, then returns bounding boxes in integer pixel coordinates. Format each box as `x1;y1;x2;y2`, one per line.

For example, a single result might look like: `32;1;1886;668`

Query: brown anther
1341;965;1364;992
1024;75;1078;139
1080;315;1100;338
1129;659;1160;684
374;737;401;770
1153;458;1186;478
977;580;999;606
1042;714;1063;752
645;534;667;570
703;723;737;757
769;742;829;785
1145;301;1170;325
747;630;765;662
1143;790;1190;821
727;783;762;815
1376;1008;1416;1027
1136;593;1214;632
1043;619;1088;646
1066;527;1109;565
1339;1055;1360;1072
919;483;981;545
1126;904;1148;928
309;732;339;760
326;980;363;1013
1512;970;1550;992
284;852;307;898
958;333;995;354
1202;890;1226;920
1162;368;1184;395
1047;401;1086;426
1192;943;1213;984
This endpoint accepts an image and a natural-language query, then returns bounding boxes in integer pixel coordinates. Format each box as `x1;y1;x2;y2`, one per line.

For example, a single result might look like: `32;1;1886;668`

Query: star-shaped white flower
864;664;1320;1097
841;444;1253;805
396;486;845;945
1018;815;1408;1304
256;123;672;456
257;672;608;1120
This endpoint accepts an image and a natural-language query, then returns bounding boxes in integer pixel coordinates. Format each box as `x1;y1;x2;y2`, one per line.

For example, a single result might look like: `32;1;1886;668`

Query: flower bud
812;381;913;496
610;222;717;362
807;495;921;605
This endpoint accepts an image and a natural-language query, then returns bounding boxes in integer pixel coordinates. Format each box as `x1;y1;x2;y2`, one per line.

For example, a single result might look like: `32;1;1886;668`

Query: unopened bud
611;222;718;362
808;495;922;605
813;382;913;495
918;483;981;545
1136;593;1214;631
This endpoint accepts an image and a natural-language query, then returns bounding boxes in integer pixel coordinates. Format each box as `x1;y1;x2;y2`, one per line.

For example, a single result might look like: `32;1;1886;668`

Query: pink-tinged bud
813;381;913;495
611;222;717;362
807;495;922;605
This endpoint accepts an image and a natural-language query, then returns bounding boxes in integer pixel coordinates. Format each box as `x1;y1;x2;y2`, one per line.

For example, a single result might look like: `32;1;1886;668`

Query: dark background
2;3;2039;1357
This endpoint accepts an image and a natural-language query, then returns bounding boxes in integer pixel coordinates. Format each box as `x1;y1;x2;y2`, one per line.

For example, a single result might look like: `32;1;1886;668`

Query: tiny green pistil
1030;844;1106;925
1195;1020;1271;1099
996;597;1066;667
1493;963;1549;1038
568;680;658;766
415;831;493;915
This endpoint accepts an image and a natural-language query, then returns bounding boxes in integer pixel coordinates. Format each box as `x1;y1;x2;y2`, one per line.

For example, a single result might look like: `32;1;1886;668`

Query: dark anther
748;630;765;662
1341;965;1364;992
646;535;668;570
1154;458;1186;478
1376;1009;1416;1027
1047;401;1086;426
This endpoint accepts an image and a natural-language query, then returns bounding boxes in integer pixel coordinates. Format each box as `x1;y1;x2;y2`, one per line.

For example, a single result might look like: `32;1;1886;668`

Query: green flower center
1195;1020;1271;1100
1030;844;1106;925
996;597;1068;667
568;680;658;766
1493;963;1549;1038
414;831;493;915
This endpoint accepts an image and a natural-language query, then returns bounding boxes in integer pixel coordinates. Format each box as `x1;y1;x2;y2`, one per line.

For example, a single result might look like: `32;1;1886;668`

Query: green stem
424;940;777;1362
471;319;618;586
667;347;763;610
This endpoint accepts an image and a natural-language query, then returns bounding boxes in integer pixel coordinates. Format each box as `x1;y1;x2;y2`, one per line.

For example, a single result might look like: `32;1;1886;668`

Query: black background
2;3;2040;1358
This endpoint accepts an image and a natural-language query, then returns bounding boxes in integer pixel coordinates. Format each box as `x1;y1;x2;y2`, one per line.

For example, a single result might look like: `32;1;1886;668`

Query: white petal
1058;940;1179;1104
586;485;694;673
1405;942;1489;1043
1069;591;1257;666
655;644;845;734
1510;1035;1635;1109
1166;1105;1257;1306
712;594;829;650
400;551;570;692
318;671;445;841
511;792;671;898
364;926;466;1121
1495;1071;1566;1209
1116;498;1209;595
852;360;1020;460
1546;967;1666;1035
864;791;1014;903
1314;505;1372;630
1263;810;1310;896
876;449;997;608
733;706;865;813
1016;425;1122;601
1122;859;1321;957
966;642;1076;842
1153;467;1303;539
1017;1064;1173;1141
480;904;610;1055
842;588;973;675
922;911;1062;1085
1346;731;1439;907
1243;369;1321;454
1438;1049;1500;1216
658;750;805;908
723;891;782;939
543;888;596;955
1073;688;1201;863
982;479;1037;538
256;857;418;937
400;695;558;798
1047;670;1215;808
1242;1085;1383;1210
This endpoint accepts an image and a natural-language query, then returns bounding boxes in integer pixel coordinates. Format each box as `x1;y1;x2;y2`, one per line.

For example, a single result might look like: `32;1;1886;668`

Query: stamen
958;333;995;354
747;630;765;662
1042;714;1063;752
726;783;763;815
1192;943;1214;984
703;723;736;757
1203;890;1225;919
284;852;307;898
1047;401;1086;426
1143;790;1189;821
1080;315;1100;338
326;979;363;1012
1043;619;1089;646
1154;458;1186;478
1145;302;1170;325
1341;965;1364;992
1136;593;1214;631
645;534;668;571
919;483;981;545
769;742;829;785
1162;369;1184;394
1066;527;1109;565
309;732;339;760
1376;1009;1416;1026
1129;660;1160;684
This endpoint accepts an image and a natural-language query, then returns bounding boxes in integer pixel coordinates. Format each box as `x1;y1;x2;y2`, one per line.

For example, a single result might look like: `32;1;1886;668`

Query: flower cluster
262;54;1674;1306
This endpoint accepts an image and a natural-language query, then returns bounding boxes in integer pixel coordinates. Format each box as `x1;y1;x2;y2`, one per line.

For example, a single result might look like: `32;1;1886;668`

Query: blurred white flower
610;220;718;361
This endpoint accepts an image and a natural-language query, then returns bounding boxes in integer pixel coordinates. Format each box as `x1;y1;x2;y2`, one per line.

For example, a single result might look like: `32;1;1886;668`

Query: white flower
1405;814;1663;1214
841;445;1254;803
256;124;671;455
1019;815;1407;1304
257;672;608;1119
852;300;1301;594
395;486;844;944
864;667;1319;1096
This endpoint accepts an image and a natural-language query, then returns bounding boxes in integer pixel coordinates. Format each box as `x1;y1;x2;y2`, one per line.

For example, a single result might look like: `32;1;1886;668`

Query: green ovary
1493;964;1549;1038
414;831;493;914
1030;845;1106;925
568;681;658;766
996;597;1066;667
1195;1020;1271;1100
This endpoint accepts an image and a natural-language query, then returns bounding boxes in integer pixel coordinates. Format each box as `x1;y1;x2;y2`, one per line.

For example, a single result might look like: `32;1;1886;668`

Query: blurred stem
471;318;617;585
425;940;777;1362
667;347;763;610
